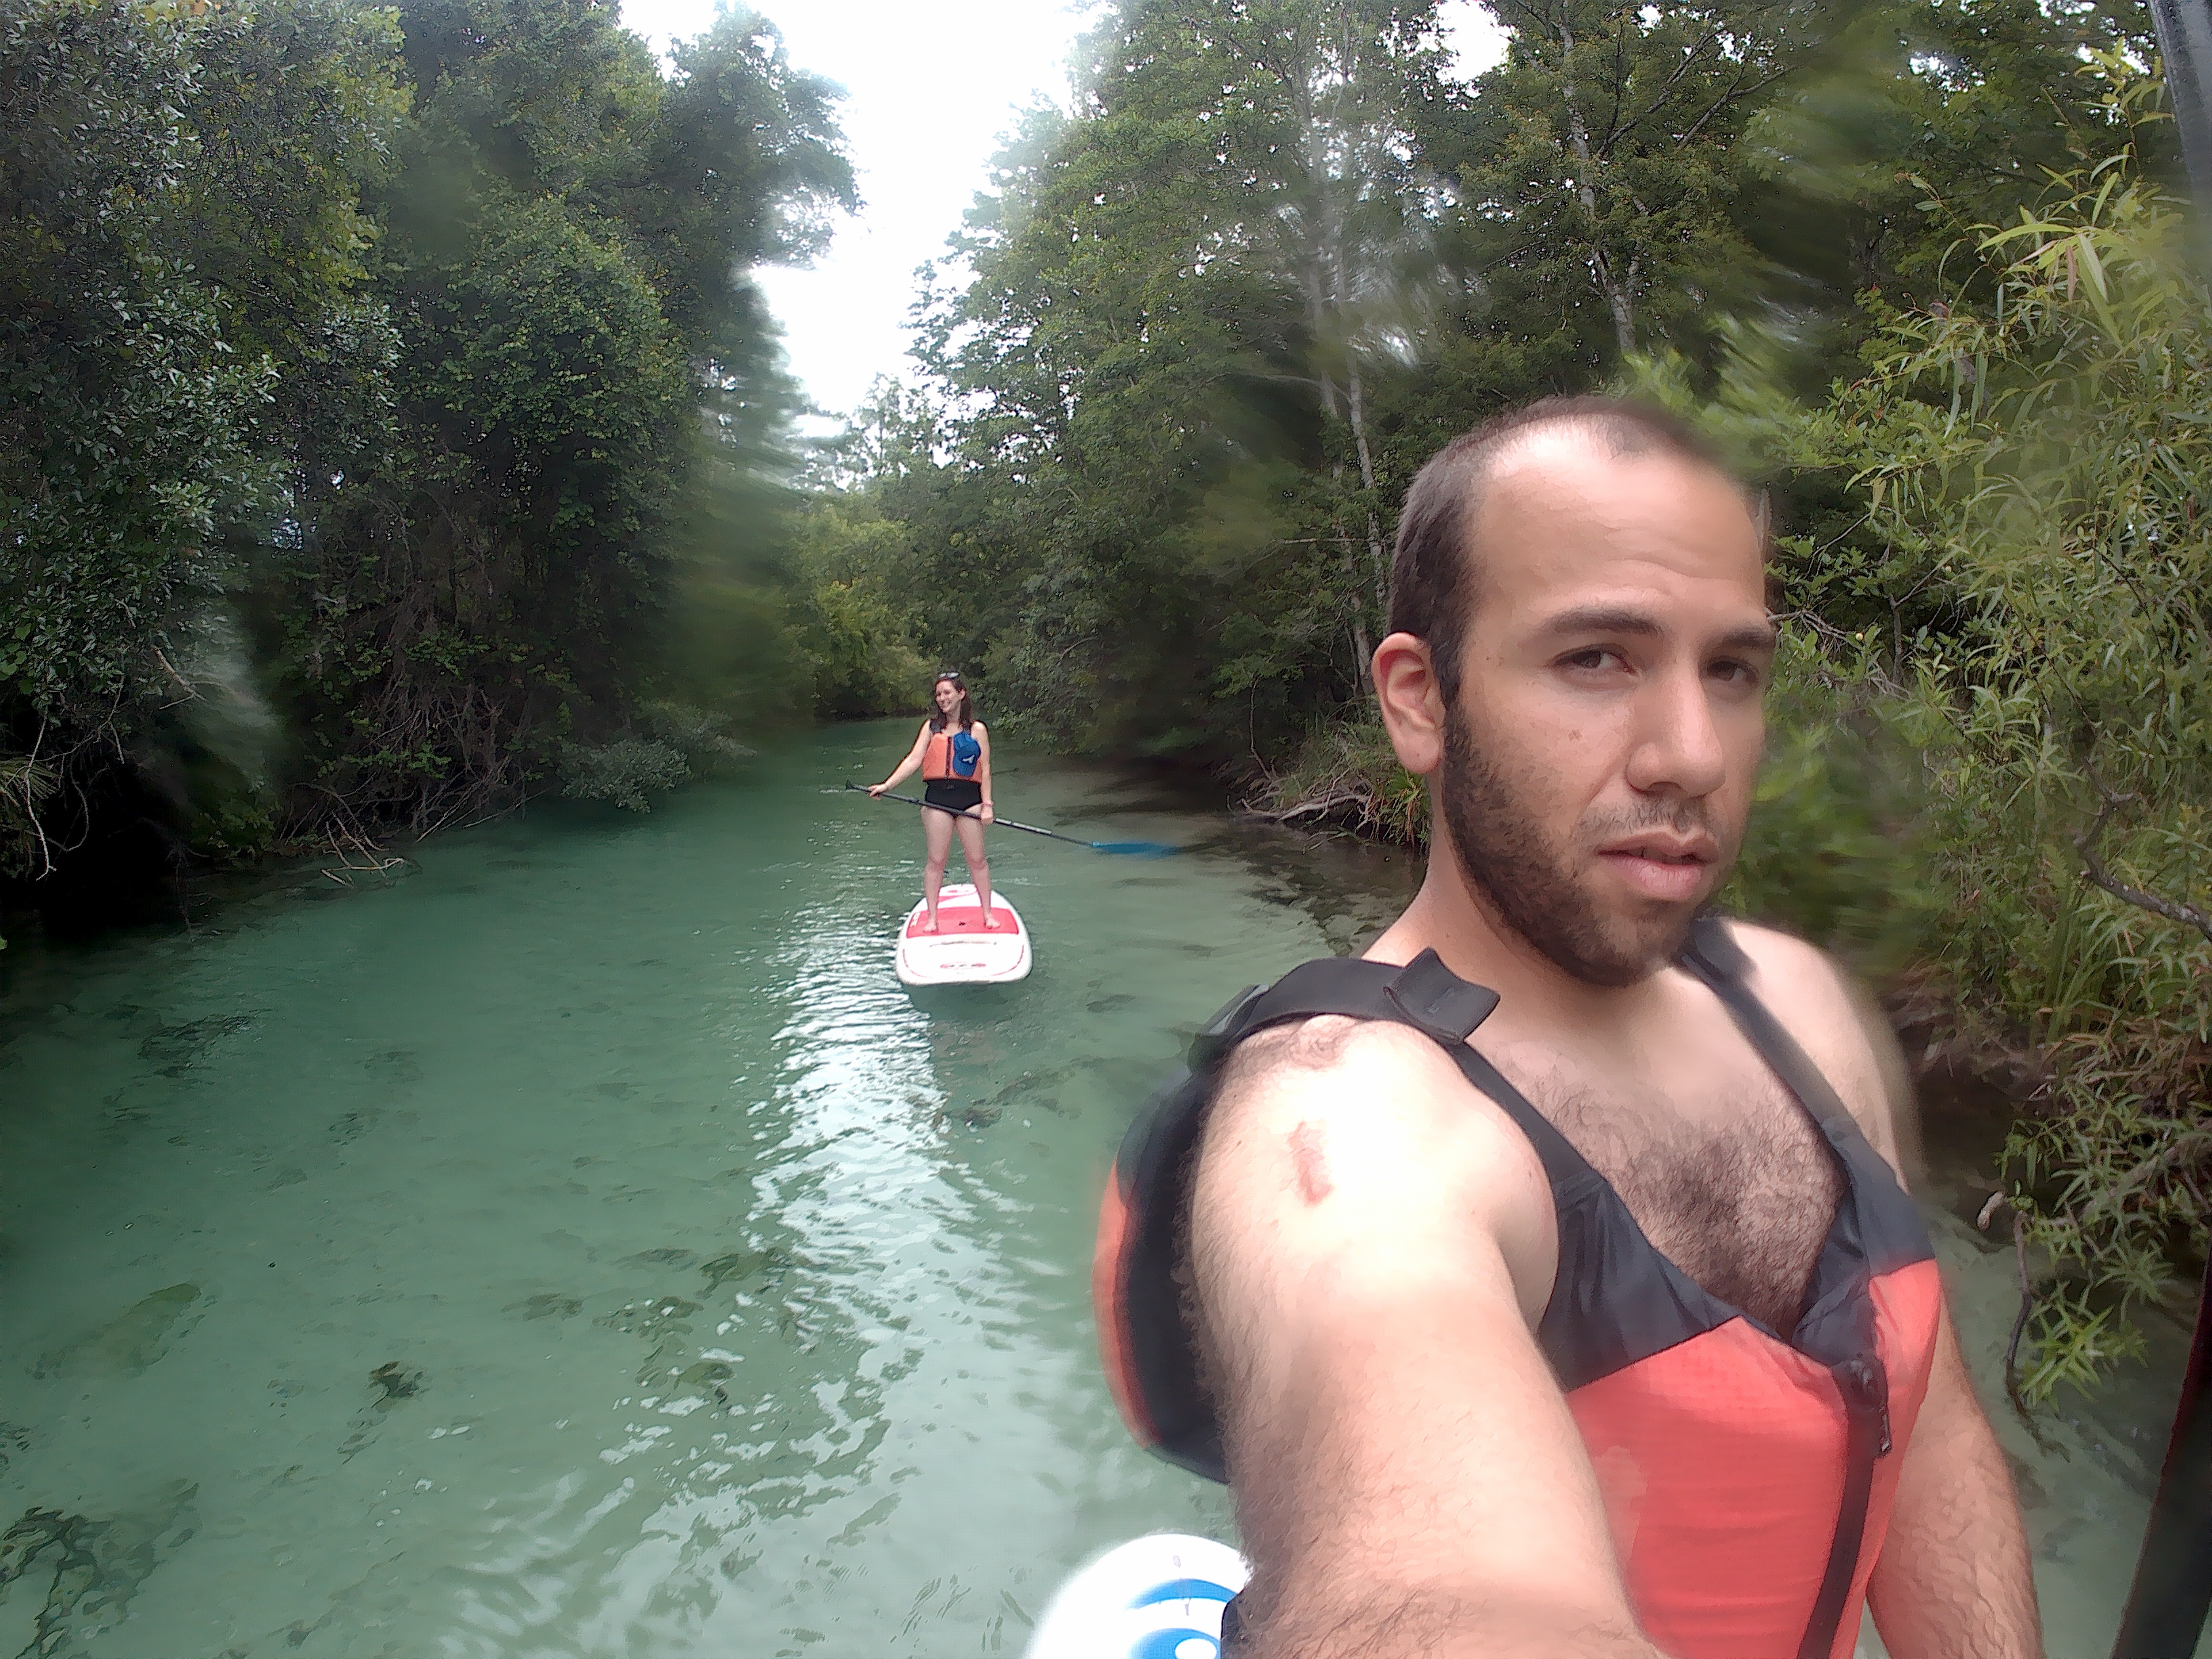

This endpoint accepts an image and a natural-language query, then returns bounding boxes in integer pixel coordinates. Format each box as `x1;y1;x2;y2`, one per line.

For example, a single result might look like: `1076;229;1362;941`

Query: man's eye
1562;648;1620;671
1711;659;1761;686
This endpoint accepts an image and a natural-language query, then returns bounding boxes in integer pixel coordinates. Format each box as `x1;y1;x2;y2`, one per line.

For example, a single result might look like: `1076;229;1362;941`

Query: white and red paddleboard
893;882;1032;985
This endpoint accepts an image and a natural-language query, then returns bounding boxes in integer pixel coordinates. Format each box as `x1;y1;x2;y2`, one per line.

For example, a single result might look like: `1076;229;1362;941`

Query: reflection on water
0;722;2198;1657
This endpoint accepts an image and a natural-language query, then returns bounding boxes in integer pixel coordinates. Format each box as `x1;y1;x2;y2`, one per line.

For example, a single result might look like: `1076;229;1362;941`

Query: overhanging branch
2075;772;2212;945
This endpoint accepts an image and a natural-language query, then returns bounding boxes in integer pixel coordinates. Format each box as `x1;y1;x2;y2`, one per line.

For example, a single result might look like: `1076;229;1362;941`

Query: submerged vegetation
5;0;2205;1399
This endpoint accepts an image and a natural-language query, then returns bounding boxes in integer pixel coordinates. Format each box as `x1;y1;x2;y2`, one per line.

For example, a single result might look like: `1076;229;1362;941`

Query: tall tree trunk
1557;14;1636;357
1345;359;1389;624
1339;525;1374;688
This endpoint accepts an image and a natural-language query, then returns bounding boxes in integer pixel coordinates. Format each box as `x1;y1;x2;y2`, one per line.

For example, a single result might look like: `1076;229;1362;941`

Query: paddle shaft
849;784;1096;848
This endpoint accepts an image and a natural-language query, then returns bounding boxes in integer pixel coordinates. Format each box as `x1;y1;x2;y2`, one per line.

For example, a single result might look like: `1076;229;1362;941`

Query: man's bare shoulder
1719;920;1916;1177
1203;1014;1558;1323
1212;1015;1525;1162
1218;1012;1470;1105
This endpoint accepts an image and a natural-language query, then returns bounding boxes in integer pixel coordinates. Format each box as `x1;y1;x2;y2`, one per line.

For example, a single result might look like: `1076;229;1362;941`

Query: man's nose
1623;663;1728;799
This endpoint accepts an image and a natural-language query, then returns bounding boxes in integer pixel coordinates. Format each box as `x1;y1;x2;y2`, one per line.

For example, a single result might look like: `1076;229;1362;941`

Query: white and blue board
1025;1533;1248;1659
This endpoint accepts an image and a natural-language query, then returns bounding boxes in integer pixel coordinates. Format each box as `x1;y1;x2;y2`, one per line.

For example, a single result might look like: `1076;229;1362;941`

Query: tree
0;0;405;877
1437;0;1817;370
899;1;1479;756
2;0;858;897
260;0;856;832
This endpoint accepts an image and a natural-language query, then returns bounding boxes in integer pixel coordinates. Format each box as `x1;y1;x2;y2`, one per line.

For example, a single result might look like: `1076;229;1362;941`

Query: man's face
1437;435;1772;985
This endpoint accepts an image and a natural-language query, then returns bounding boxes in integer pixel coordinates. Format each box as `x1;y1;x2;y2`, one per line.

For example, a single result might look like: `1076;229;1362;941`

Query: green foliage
884;1;1487;756
0;0;399;870
1638;54;2209;1399
255;0;854;834
1445;0;1819;366
0;751;59;877
560;736;690;811
787;489;929;719
860;0;2128;771
1718;632;1947;979
0;0;856;887
1251;716;1430;844
0;282;276;721
558;700;757;811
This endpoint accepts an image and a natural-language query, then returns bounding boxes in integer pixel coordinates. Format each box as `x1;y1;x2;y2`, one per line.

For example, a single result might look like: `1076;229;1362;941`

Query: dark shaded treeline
819;0;2157;763
2;0;874;928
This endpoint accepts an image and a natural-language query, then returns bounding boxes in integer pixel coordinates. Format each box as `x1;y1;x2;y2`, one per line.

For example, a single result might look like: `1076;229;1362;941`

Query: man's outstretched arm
1188;1018;1664;1659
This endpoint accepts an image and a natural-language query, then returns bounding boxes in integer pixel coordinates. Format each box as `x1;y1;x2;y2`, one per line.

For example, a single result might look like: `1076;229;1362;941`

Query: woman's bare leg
921;807;954;931
954;815;992;929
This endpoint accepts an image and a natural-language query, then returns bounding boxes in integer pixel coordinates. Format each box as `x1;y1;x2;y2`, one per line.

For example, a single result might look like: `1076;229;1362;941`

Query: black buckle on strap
1384;949;1499;1044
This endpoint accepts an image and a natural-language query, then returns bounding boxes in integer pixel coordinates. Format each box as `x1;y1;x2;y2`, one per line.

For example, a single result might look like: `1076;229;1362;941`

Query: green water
0;722;2197;1657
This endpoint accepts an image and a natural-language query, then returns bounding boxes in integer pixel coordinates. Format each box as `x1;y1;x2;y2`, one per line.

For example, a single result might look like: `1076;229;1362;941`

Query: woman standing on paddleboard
869;672;996;933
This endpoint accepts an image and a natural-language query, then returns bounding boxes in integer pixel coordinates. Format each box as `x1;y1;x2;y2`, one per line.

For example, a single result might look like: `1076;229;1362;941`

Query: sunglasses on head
936;672;964;686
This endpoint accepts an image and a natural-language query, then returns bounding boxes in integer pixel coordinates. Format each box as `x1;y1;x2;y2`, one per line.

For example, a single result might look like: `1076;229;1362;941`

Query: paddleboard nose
1024;1533;1248;1659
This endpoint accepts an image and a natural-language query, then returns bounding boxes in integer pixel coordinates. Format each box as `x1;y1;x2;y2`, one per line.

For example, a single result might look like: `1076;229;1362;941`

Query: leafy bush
1249;717;1427;844
802;578;931;719
1659;54;2211;1401
1718;632;1947;981
640;701;756;772
559;738;690;812
558;703;757;812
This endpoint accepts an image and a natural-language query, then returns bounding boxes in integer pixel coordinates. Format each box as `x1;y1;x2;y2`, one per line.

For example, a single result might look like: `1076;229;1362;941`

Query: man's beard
1439;707;1716;987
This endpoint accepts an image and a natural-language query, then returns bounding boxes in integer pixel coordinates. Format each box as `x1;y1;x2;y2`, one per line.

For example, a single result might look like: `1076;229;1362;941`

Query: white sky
619;0;1510;422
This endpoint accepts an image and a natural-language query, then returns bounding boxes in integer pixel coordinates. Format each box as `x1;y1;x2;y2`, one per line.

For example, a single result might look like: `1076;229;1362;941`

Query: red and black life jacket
1093;919;1943;1659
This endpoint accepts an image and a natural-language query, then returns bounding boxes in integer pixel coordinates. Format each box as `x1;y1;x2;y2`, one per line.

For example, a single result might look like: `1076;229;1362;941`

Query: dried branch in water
1244;786;1376;825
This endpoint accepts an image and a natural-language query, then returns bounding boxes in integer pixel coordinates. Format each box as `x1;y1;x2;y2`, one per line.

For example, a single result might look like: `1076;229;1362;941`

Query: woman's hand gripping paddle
847;783;1181;858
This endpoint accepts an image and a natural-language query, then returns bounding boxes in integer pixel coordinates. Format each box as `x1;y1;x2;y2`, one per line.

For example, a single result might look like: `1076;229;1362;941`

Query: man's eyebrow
1536;604;1663;639
1716;623;1781;654
1536;606;1779;653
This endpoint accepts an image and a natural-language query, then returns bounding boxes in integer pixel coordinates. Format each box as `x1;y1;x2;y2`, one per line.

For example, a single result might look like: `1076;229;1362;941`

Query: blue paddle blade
1090;840;1181;857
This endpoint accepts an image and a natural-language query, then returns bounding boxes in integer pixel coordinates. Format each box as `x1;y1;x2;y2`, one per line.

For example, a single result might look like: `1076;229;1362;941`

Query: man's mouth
1595;836;1715;902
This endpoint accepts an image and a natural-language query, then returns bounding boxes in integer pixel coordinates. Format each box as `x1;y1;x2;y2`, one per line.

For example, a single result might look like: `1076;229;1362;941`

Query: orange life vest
1093;922;1941;1659
922;725;980;780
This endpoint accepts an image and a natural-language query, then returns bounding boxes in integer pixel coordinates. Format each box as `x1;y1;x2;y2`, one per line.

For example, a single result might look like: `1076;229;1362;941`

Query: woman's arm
869;724;932;795
974;722;994;823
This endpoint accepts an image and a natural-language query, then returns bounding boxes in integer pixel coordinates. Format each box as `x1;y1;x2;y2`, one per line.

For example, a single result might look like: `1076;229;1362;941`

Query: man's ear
1373;631;1445;777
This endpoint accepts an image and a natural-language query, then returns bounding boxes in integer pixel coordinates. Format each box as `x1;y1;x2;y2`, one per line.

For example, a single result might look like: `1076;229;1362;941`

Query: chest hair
1532;1073;1845;1337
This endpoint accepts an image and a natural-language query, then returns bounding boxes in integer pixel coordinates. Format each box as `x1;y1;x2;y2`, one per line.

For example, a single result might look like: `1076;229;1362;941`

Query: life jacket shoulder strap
1187;948;1499;1072
1678;916;1865;1149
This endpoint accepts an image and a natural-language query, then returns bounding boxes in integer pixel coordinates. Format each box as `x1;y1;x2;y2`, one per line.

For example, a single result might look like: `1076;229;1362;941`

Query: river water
0;721;2199;1658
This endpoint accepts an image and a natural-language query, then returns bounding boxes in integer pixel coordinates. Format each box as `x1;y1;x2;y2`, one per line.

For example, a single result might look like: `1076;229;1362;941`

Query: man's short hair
1386;396;1743;707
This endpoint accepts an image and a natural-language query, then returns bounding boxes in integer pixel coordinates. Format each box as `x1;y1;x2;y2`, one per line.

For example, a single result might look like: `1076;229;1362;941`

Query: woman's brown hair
927;672;975;731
